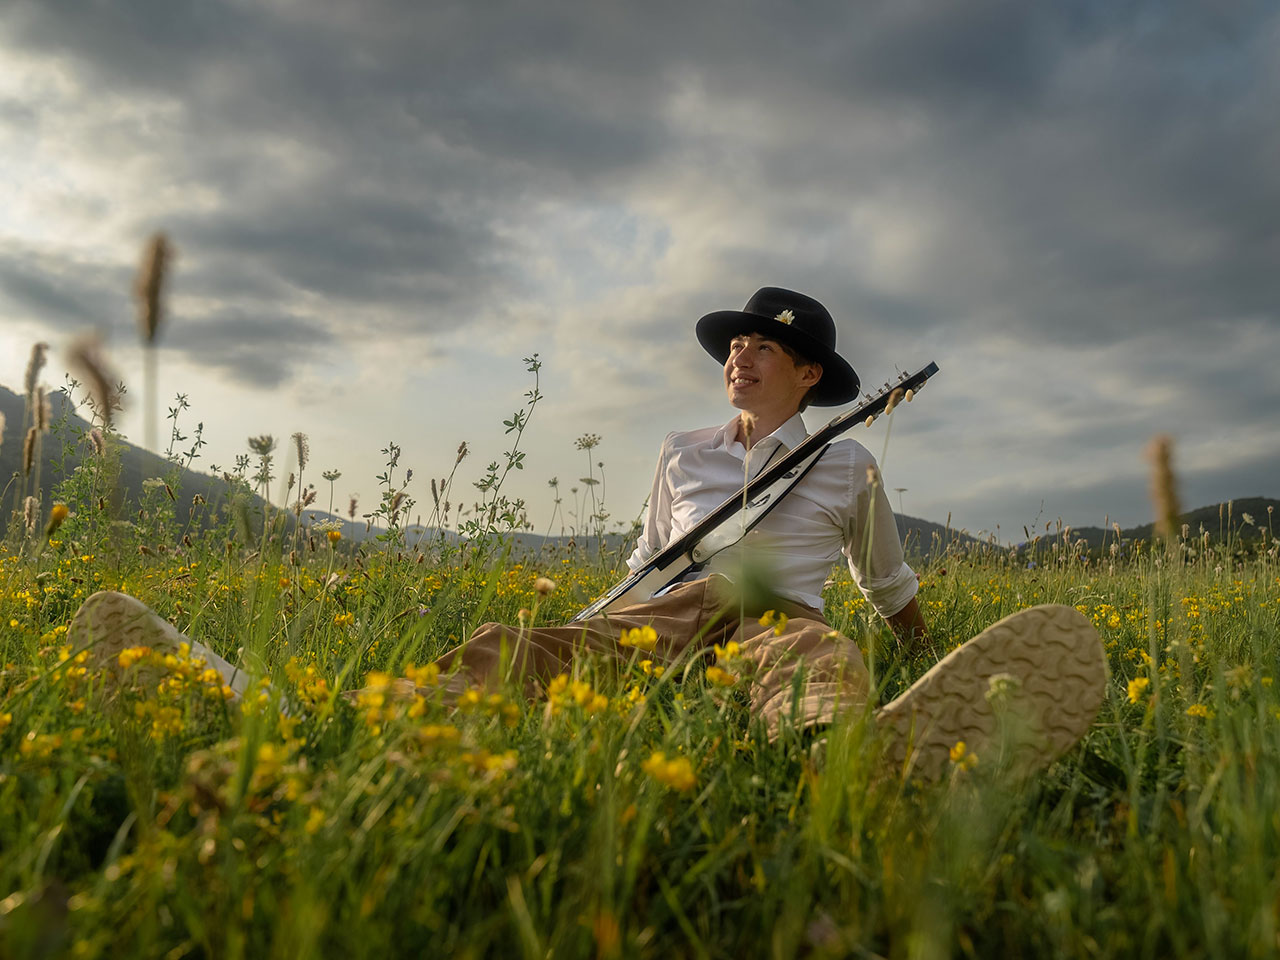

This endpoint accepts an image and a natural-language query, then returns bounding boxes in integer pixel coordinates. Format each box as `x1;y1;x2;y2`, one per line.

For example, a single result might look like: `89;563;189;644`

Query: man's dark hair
772;337;822;413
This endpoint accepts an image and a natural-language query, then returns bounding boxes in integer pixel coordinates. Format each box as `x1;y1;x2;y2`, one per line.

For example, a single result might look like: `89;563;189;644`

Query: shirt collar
715;412;808;461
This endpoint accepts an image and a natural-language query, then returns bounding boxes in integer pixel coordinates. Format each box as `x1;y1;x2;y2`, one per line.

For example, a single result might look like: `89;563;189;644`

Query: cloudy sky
2;0;1276;542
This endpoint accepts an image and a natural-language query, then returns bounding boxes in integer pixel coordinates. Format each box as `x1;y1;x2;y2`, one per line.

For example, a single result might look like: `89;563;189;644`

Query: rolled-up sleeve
842;456;918;619
626;433;675;572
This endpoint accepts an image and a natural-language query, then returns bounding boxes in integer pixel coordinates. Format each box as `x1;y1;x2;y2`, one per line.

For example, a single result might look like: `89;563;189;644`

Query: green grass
1;517;1278;959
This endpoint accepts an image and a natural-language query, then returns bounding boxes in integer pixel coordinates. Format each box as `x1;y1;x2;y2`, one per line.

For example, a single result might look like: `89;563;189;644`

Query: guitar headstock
843;361;939;428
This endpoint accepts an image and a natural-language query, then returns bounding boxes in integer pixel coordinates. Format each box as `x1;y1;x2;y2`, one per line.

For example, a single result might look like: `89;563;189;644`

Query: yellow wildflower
570;680;593;706
404;663;440;687
419;723;460;745
619;625;658;652
1186;703;1212;719
949;740;978;771
758;610;789;636
117;646;151;669
714;640;741;661
333;611;355;627
642;751;696;792
45;503;69;537
327;530;342;544
705;665;737;687
305;807;326;835
1127;677;1151;704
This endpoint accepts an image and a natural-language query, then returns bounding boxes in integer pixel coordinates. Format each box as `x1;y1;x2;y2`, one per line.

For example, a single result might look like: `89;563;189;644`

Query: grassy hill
1;384;236;530
1030;496;1278;552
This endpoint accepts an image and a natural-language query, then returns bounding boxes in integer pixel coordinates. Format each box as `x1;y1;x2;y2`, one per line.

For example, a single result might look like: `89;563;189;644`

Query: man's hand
886;596;928;649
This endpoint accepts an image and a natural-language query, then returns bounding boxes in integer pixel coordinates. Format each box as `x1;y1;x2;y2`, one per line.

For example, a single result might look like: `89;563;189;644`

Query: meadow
2;369;1280;959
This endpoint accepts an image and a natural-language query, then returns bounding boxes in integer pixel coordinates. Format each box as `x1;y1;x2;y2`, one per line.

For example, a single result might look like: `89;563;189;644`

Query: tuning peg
864;415;875;427
905;388;914;403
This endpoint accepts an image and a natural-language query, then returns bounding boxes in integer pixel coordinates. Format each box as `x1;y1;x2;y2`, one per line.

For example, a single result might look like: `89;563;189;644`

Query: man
70;287;1106;779
421;287;1106;775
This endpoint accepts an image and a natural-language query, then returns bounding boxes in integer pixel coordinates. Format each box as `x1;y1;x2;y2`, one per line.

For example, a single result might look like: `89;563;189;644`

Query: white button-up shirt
625;412;918;617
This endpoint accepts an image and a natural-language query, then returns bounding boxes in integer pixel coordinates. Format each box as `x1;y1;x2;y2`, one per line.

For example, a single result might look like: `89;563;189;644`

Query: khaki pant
434;575;870;739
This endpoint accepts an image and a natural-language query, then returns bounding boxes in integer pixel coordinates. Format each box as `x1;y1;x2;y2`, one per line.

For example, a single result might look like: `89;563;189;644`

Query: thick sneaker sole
68;590;249;700
874;604;1106;781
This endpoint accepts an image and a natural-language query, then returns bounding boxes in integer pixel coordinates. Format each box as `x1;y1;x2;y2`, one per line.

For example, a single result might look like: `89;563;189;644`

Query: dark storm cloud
685;3;1280;349
164;312;335;388
0;248;129;330
169;193;496;312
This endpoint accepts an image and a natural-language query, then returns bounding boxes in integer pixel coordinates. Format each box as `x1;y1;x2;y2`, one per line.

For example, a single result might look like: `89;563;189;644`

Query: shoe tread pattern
70;590;202;690
874;604;1106;780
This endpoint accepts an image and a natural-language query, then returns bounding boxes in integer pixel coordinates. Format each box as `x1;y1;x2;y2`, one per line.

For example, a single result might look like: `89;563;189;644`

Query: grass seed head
1145;434;1181;542
23;342;48;400
232;496;255;546
88;428;105;456
22;427;37;476
23;496;37;533
68;335;121;427
33;389;51;433
135;232;172;345
292;432;309;471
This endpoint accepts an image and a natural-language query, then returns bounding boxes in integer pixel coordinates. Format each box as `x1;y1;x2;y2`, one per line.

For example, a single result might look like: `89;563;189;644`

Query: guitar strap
650;438;788;596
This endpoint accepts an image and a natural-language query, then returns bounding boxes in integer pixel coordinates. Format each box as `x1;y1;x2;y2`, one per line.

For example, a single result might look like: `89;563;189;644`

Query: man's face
723;332;821;416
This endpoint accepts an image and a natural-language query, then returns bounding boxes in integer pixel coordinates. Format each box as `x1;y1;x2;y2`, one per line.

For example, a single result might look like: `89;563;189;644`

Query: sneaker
874;604;1107;781
68;590;249;701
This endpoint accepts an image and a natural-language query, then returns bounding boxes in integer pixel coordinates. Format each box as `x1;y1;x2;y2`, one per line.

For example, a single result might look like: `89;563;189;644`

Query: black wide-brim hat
696;287;860;406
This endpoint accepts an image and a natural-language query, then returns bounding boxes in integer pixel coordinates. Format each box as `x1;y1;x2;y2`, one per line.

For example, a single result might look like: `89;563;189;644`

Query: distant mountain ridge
3;383;1269;555
1038;496;1278;551
0;383;233;522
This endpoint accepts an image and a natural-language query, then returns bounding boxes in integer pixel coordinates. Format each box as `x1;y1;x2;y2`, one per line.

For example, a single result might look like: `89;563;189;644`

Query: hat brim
695;311;860;406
